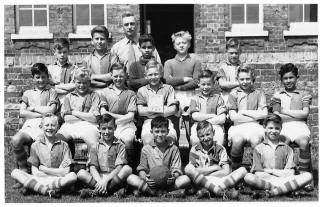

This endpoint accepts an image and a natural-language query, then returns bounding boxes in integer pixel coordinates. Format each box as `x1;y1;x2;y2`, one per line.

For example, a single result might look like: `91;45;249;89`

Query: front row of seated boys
10;61;314;198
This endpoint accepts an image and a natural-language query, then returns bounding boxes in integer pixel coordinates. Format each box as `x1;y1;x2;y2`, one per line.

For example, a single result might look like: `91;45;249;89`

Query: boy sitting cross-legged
77;114;132;198
244;114;313;197
137;59;179;145
11;63;60;189
127;116;191;196
185;121;247;198
11;113;77;198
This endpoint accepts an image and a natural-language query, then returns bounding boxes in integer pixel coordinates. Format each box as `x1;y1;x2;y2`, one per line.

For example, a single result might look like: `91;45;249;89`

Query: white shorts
114;121;137;145
175;90;196;110
228;122;265;143
280;121;311;142
141;118;177;145
190;123;225;146
21;118;43;141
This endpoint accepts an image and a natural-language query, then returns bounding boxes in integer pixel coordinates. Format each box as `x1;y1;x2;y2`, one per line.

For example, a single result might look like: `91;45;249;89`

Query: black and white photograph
2;0;320;203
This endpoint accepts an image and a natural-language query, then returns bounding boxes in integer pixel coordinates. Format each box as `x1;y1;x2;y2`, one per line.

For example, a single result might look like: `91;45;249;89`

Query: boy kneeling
77;114;132;198
11;113;77;198
185;121;247;198
244;114;313;197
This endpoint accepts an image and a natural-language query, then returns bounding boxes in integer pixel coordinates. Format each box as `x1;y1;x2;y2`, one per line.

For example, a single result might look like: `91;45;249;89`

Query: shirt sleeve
59;142;73;168
218;146;229;167
48;89;60;110
216;65;226;81
189;96;200;114
166;86;178;106
27;143;40;167
188;148;200;168
301;91;312;109
61;94;72;114
88;145;99;169
136;88;148;106
170;146;183;175
137;146;149;173
192;58;202;80
89;92;100;116
127;92;137;112
99;91;108;110
216;96;227;115
258;90;267;110
251;147;264;173
284;146;296;169
227;93;238;111
20;91;30;106
115;143;128;166
271;92;281;112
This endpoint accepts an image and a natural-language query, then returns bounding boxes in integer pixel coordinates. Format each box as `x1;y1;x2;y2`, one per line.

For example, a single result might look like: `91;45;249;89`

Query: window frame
11;5;53;40
284;4;318;36
225;4;268;37
68;4;107;39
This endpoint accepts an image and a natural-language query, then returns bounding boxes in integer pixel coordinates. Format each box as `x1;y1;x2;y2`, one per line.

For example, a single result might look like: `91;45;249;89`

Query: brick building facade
4;4;318;154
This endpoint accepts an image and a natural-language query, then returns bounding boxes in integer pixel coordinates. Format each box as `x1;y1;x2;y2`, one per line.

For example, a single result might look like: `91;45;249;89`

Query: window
11;5;53;39
69;4;106;39
226;4;268;37
284;4;318;36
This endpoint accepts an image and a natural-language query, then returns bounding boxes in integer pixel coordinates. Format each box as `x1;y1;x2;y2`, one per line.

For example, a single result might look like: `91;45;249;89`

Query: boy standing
227;66;267;171
128;34;157;91
127;116;191;196
11;63;59;188
48;38;76;102
11;113;77;198
83;26;114;89
271;63;313;190
100;62;137;163
57;68;100;149
164;31;201;110
77;114;132;198
185;121;247;197
189;70;226;146
244;114;313;197
137;60;179;145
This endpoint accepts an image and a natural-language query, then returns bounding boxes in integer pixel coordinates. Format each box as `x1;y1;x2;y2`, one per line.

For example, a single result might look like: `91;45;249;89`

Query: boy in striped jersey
244;114;312;197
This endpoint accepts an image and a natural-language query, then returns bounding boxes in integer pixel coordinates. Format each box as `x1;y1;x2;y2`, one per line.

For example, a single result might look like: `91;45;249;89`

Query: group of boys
10;12;314;200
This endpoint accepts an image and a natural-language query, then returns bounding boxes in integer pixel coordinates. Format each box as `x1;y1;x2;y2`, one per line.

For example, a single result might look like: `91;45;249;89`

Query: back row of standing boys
11;12;313;198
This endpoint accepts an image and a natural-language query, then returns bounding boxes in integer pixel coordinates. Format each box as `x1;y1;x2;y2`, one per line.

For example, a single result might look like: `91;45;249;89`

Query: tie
127;40;136;70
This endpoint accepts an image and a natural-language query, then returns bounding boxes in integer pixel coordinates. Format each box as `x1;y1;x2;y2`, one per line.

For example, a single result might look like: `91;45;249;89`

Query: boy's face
265;121;282;142
237;71;253;91
197;126;214;149
281;71;297;91
33;72;49;90
54;47;69;64
92;33;107;52
151;126;169;145
112;69;126;88
75;78;90;95
42;116;59;139
199;77;214;96
100;121;116;143
145;67;161;87
139;41;155;59
122;16;137;38
173;37;190;55
227;48;240;65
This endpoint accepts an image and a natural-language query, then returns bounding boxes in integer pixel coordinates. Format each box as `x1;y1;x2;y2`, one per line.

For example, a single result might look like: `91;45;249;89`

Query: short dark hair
53;38;70;51
226;38;241;52
237;65;255;82
110;62;127;73
263;113;283;128
198;69;213;80
98;114;116;127
122;12;135;19
31;63;49;77
196;120;213;133
151;116;169;129
139;34;155;47
279;63;299;80
91;25;109;39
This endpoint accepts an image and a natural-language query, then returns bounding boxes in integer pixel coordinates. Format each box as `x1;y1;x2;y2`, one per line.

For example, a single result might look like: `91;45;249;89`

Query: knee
297;138;310;149
301;172;313;182
77;169;89;180
11;133;24;147
175;175;191;188
244;173;256;185
236;167;248;176
11;169;20;178
67;172;78;182
122;165;133;176
250;138;262;148
184;164;195;175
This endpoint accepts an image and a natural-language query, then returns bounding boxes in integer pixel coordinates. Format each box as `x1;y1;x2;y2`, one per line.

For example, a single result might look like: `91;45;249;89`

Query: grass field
4;136;319;203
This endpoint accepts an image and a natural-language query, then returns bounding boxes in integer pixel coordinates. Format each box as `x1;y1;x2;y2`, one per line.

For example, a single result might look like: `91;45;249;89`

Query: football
149;165;171;188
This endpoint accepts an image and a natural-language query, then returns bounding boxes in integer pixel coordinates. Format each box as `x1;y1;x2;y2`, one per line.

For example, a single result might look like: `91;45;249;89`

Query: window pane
246;4;259;23
34;10;47;26
231;4;244;24
19;10;32;26
289;4;303;22
304;4;317;22
91;4;104;25
19;5;32;8
34;5;46;8
76;5;89;25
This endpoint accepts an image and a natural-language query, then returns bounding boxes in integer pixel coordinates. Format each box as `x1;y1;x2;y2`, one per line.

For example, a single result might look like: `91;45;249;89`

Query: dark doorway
140;4;194;64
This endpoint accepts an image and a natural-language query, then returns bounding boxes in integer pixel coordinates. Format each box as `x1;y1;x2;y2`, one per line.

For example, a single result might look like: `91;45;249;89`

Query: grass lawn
4;137;319;203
